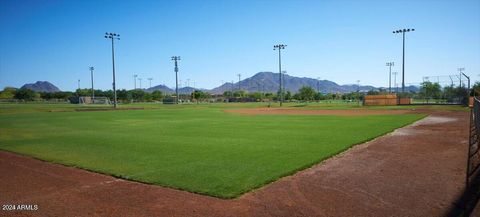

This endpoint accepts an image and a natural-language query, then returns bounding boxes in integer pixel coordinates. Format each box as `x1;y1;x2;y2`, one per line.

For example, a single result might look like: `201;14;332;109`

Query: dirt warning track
0;110;470;217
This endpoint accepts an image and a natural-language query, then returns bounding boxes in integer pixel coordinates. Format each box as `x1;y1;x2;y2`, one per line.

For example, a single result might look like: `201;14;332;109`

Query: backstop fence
468;98;480;186
458;97;480;216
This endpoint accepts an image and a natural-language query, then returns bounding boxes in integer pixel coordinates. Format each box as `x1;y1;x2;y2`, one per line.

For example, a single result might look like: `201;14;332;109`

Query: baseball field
0;102;427;198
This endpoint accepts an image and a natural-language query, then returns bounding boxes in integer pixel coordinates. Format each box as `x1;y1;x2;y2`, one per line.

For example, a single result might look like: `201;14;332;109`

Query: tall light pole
262;79;265;95
273;44;287;106
78;79;80;90
172;56;181;104
237;74;241;91
316;77;321;93
392;72;398;93
148;78;153;89
393;28;415;93
386;62;394;93
104;32;120;108
282;71;287;93
461;72;470;90
134;74;138;89
458;68;465;88
357;80;361;106
89;67;95;101
231;80;234;98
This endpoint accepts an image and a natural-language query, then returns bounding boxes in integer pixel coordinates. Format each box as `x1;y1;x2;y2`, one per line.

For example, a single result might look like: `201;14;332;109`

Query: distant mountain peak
145;84;174;93
21;81;60;92
210;71;361;94
207;71;419;94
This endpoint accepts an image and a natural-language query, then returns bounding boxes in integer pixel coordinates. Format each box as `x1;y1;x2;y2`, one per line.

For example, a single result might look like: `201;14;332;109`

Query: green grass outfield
0;102;433;198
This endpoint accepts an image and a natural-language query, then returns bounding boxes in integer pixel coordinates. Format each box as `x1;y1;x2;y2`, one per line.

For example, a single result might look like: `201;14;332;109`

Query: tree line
222;86;363;102
0;82;475;104
0;87;166;102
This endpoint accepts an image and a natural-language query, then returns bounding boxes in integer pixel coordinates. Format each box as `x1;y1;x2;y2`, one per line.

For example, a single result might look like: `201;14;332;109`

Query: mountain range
147;72;419;94
18;72;419;94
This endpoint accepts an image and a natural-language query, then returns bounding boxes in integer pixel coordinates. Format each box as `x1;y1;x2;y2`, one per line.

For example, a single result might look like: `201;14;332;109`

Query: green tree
471;81;480;96
223;91;233;98
315;92;325;100
192;90;208;102
420;81;441;102
151;90;164;101
284;90;292;101
297;86;316;101
129;89;146;101
248;92;263;101
144;92;153;101
264;93;274;101
53;92;73;100
116;89;130;101
75;88;91;96
0;87;17;99
15;88;36;100
233;90;247;98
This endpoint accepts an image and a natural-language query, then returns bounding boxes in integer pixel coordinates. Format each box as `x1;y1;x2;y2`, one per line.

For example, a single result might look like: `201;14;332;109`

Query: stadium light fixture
134;74;138;89
148;78;153;89
273;44;287;106
172;56;181;104
237;74;241;91
231;80;234;98
461;73;470;92
393;28;415;93
317;77;321;93
357;80;361;105
104;32;120;108
392;72;398;93
386;62;394;93
458;68;469;90
282;71;287;93
458;68;465;88
89;67;95;101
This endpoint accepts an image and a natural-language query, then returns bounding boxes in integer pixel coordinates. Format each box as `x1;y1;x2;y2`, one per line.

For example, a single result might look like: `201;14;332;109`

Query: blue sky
1;0;479;91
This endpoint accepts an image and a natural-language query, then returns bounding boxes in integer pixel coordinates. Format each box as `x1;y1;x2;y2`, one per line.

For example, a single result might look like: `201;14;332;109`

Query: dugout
363;94;398;106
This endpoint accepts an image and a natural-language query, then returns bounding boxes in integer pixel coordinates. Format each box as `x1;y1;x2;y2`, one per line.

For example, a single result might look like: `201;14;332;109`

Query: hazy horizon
1;0;479;91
